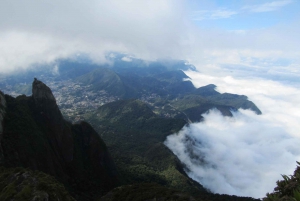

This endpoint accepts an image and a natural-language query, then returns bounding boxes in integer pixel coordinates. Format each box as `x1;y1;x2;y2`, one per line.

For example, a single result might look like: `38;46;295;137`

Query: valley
0;55;281;201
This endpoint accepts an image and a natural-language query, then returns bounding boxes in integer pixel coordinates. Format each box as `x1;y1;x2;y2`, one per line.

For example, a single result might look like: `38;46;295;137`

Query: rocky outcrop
1;79;118;200
32;78;56;101
0;166;75;201
0;91;6;134
32;78;73;163
0;91;6;164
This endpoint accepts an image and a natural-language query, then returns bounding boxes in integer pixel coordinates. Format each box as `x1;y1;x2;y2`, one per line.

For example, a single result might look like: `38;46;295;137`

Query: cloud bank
165;72;300;198
0;0;189;73
1;0;299;78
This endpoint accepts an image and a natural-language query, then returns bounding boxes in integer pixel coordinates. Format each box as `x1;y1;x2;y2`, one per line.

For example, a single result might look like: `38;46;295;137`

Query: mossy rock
0;167;75;201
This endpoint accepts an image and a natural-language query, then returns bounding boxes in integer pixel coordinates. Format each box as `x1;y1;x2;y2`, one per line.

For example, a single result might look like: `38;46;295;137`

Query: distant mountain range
1;54;261;122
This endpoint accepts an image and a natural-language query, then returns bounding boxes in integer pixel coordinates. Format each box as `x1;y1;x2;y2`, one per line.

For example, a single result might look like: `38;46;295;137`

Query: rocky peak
30;78;72;163
31;78;63;123
32;78;55;101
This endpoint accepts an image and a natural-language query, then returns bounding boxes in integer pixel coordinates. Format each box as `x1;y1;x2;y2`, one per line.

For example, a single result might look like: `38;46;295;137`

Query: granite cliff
0;91;6;164
0;79;118;200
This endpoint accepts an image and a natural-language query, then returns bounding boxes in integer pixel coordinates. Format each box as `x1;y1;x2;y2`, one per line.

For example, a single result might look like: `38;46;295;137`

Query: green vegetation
0;62;266;201
150;84;261;122
85;99;205;195
0;167;75;201
98;183;194;201
87;99;260;201
264;162;300;201
64;65;261;123
76;68;196;99
76;68;126;97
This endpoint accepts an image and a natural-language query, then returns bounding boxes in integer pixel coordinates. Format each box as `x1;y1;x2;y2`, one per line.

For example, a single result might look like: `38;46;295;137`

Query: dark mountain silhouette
0;79;118;200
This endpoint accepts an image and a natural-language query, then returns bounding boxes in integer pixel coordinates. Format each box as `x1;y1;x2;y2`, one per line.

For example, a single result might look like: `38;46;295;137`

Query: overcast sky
0;0;299;78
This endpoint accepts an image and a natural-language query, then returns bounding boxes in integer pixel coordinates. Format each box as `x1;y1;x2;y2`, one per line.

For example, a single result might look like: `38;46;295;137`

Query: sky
1;0;300;198
0;0;299;78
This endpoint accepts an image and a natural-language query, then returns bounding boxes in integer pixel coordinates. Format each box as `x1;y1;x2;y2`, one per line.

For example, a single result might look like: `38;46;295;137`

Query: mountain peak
32;78;55;101
193;84;219;97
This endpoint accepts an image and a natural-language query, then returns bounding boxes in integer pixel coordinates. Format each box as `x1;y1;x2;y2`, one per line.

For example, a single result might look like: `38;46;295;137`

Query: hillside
76;68;195;99
76;68;126;97
75;66;261;122
0;167;75;201
150;84;261;122
85;99;259;201
0;57;262;124
85;100;196;191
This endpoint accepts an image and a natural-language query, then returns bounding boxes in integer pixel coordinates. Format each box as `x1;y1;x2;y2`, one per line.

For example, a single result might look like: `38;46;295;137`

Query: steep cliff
0;90;5;134
0;91;6;164
1;79;118;200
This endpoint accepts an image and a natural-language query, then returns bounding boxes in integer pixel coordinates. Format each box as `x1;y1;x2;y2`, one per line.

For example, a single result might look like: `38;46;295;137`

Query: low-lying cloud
165;71;300;198
0;0;189;74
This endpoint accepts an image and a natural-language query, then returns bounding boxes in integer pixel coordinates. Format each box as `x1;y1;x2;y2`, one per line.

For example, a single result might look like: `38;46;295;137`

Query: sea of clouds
165;71;300;198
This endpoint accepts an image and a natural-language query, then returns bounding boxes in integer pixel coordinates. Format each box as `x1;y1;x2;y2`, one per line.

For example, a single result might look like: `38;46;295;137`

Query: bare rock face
31;78;73;163
1;79;119;199
32;78;56;101
0;91;6;134
0;91;6;164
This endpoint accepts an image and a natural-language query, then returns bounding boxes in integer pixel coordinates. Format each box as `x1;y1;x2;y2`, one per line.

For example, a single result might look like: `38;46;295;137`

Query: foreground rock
0;166;75;201
0;79;118;200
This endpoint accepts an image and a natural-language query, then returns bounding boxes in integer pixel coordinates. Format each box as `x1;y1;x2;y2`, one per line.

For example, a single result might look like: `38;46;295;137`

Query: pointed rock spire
32;78;55;101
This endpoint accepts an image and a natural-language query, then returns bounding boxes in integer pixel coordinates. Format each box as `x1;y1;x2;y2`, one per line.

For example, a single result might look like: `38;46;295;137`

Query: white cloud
0;0;189;73
0;0;299;78
243;0;294;13
121;56;132;62
182;20;300;82
52;64;59;75
165;109;300;198
192;9;237;20
165;71;300;198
